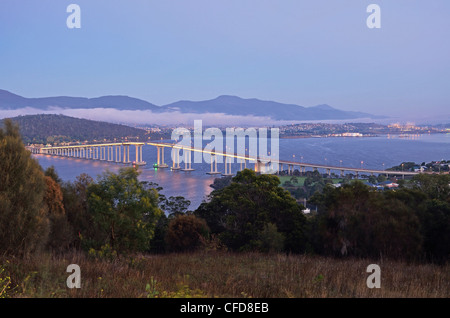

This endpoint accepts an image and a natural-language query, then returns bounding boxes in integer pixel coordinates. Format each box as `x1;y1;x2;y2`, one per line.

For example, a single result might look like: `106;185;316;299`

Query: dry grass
1;251;448;298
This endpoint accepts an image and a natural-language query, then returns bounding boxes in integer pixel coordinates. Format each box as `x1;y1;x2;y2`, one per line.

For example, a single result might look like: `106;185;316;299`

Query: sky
0;0;449;123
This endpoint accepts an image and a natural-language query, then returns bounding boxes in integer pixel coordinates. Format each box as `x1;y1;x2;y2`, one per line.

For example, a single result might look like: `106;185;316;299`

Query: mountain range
0;89;383;121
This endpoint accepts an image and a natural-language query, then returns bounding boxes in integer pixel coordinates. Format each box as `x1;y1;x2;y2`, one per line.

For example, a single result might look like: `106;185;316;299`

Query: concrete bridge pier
172;148;181;170
207;154;220;175
181;149;194;171
116;146;121;163
278;163;283;174
156;146;168;168
133;144;146;166
287;164;293;175
222;156;233;176
239;158;247;171
124;145;131;163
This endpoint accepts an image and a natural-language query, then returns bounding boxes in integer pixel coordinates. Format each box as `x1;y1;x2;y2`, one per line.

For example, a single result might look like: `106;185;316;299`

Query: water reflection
34;134;450;210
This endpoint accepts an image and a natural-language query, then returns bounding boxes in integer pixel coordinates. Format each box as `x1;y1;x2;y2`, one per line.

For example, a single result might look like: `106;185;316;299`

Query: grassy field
1;251;448;298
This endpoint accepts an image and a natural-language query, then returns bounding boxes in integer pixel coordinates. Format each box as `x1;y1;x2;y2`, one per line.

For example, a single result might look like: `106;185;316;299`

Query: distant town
7;114;448;148
276;122;450;138
135;122;450;139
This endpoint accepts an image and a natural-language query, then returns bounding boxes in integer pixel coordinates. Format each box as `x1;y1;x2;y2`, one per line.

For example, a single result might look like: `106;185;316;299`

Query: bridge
27;141;421;178
31;142;146;165
150;142;420;178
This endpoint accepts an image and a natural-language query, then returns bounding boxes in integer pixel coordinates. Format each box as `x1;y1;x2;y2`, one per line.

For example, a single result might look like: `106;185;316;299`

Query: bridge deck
147;142;418;176
29;141;421;176
40;142;145;150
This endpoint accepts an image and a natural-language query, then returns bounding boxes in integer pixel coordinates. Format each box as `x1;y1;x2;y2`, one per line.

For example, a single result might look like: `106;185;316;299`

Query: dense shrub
165;214;210;252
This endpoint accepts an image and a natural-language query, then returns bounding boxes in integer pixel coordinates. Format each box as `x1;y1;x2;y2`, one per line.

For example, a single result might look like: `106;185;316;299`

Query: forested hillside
3;114;161;144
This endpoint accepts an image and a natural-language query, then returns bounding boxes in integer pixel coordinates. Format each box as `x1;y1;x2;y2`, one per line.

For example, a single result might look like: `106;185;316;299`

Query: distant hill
163;95;380;120
0;89;160;111
0;89;384;121
2;114;160;145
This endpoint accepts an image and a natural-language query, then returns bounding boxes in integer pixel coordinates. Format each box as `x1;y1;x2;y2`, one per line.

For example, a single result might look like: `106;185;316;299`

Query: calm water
34;133;450;210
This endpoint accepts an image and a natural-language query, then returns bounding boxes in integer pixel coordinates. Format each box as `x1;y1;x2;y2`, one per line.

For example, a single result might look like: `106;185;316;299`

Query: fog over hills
0;89;385;125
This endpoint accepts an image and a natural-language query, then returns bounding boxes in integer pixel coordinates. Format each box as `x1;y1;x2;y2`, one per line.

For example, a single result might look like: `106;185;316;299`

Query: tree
368;175;377;184
377;174;387;183
403;175;450;262
62;173;96;250
283;180;293;187
309;181;423;260
165;214;210;252
86;167;162;253
258;223;285;253
416;199;450;263
0;119;49;256
160;196;191;218
195;169;307;253
210;175;233;191
44;175;73;252
44;176;65;216
411;174;450;202
148;213;169;254
44;165;62;184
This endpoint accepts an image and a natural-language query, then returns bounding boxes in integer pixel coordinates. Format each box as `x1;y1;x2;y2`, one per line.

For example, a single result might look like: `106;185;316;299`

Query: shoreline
279;132;448;139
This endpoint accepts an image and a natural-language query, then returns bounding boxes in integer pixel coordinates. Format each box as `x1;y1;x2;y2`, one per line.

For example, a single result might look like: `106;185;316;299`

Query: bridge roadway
27;141;420;178
148;142;419;178
32;142;146;166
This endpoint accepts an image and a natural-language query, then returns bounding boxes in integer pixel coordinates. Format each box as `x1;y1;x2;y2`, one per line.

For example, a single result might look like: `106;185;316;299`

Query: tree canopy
0;119;49;255
86;167;163;253
309;178;449;261
195;169;307;253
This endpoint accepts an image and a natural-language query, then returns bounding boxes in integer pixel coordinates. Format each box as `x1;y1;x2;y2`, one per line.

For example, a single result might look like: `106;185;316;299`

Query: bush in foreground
165;214;210;252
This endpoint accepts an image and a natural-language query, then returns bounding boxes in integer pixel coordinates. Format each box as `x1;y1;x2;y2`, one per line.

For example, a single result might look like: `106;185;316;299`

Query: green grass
278;176;342;187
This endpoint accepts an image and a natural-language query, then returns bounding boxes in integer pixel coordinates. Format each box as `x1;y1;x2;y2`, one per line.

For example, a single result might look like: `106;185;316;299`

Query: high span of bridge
27;141;421;178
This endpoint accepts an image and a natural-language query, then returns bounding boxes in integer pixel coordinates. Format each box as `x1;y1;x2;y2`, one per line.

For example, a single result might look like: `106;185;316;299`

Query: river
34;133;450;210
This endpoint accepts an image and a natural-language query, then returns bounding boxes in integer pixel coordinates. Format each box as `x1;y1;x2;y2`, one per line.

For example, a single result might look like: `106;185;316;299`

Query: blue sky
0;0;449;121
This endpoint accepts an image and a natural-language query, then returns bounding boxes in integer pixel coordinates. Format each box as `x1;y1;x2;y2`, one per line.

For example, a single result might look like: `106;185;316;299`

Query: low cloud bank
0;107;388;127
